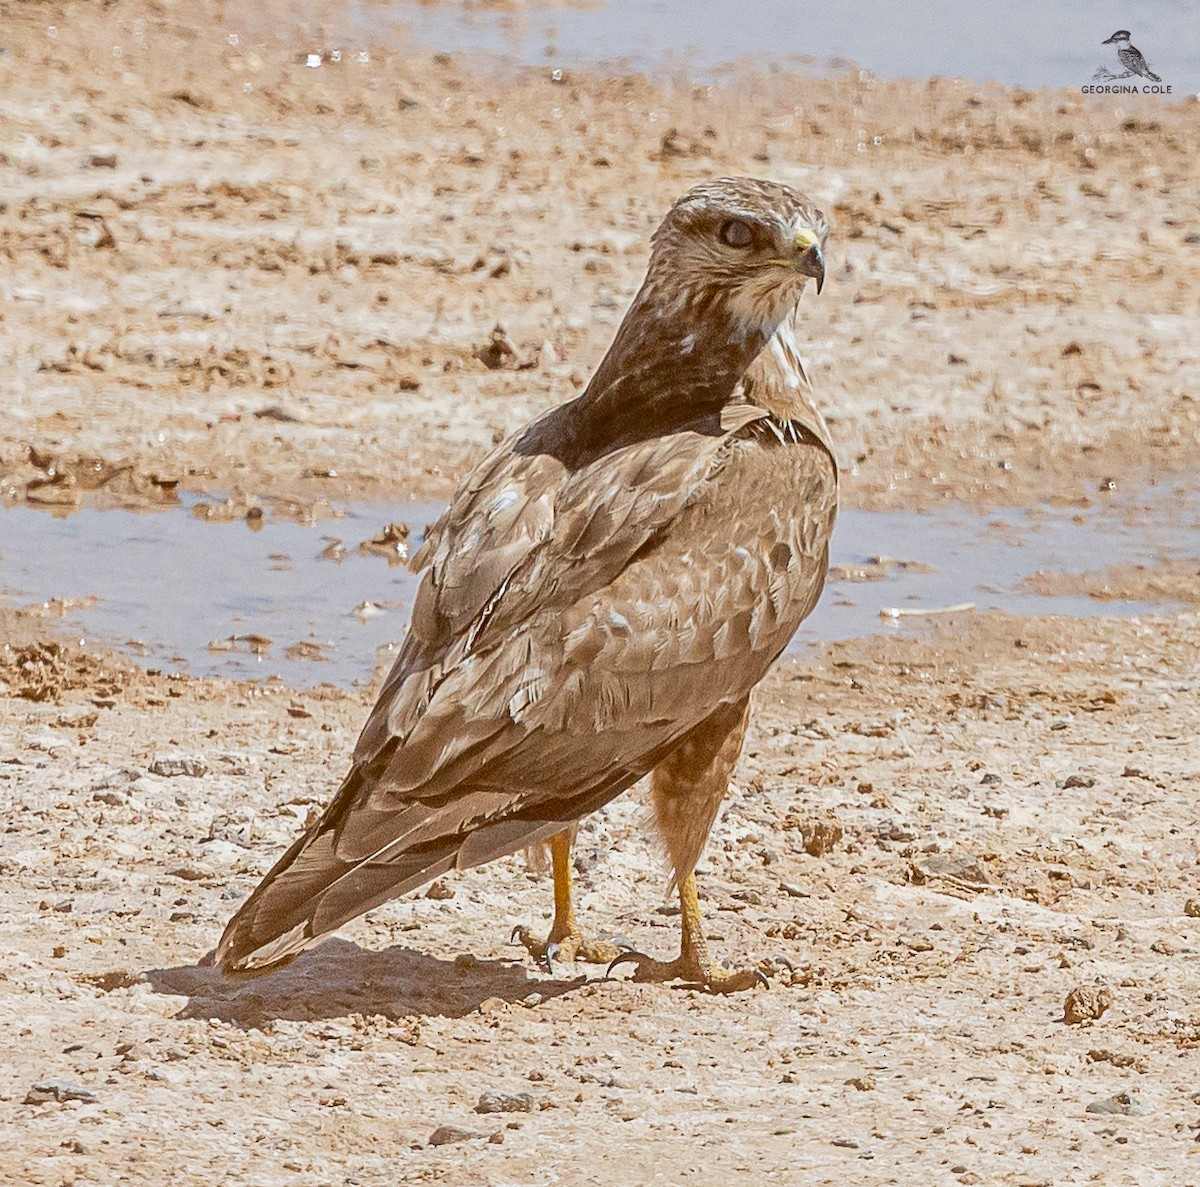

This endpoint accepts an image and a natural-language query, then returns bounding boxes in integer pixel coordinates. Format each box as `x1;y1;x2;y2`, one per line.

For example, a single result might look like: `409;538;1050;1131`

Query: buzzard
216;177;836;993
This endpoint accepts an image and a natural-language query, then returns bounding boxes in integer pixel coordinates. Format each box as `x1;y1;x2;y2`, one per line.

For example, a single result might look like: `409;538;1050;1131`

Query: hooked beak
792;226;825;294
1101;34;1117;44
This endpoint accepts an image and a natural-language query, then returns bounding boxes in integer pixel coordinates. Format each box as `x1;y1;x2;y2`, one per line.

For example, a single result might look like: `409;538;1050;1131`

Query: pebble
428;1125;487;1146
26;732;68;755
1064;985;1112;1025
910;852;993;887
475;1091;535;1114
24;1079;97;1105
165;864;209;882
1085;1090;1152;1117
149;756;208;778
205;808;256;847
799;814;844;857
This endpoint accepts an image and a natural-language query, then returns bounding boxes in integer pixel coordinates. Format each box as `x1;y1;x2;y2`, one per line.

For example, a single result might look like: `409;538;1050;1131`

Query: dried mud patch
1;2;1198;514
1023;557;1200;606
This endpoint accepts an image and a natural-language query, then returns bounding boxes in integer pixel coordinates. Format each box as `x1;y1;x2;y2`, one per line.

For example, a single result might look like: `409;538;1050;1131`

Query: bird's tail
213;772;462;974
1148;70;1162;81
214;765;578;976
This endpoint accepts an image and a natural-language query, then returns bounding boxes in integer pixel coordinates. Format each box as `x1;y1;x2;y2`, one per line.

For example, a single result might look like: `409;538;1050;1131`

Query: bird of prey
1101;30;1161;81
216;176;836;993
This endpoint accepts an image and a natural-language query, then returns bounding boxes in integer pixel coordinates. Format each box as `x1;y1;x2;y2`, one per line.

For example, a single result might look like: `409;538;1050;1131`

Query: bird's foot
606;948;768;994
511;924;628;974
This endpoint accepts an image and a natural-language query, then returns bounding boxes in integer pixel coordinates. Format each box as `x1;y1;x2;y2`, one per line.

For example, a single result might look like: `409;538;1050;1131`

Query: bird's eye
718;219;753;248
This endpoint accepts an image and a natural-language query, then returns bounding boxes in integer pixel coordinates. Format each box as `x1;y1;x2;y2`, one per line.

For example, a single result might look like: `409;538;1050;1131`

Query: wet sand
2;3;1200;1185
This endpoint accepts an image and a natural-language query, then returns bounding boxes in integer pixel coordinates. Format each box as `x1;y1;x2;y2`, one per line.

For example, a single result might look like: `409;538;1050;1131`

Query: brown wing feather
215;416;835;973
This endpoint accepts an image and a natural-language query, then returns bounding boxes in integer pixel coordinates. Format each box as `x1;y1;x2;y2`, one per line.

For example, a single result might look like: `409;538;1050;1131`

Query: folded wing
216;408;834;973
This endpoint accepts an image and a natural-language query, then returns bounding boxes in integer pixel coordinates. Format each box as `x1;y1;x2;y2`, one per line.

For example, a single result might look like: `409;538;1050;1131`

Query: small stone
477;996;508;1015
425;879;454;900
799;813;844;857
1085;1090;1152;1117
1184;899;1200;918
165;865;209;882
474;324;518;370
25;1079;97;1105
1064;985;1112;1025
1087;1048;1143;1071
79;969;140;992
428;1125;486;1146
475;1091;536;1114
27;731;67;754
205;809;256;848
149;756;208;778
846;1075;876;1091
358;522;410;565
910;852;993;887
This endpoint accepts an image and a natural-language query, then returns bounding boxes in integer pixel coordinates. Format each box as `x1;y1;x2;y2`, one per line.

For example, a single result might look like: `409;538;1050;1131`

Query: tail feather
214;774;592;976
215;724;669;976
214;813;461;974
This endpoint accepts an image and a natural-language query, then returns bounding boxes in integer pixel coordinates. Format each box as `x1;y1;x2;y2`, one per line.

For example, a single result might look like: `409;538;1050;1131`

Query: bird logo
1095;29;1162;83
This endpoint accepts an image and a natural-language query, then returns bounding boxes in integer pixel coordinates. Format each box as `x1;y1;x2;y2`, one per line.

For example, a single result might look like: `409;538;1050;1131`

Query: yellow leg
608;871;766;994
513;832;623;970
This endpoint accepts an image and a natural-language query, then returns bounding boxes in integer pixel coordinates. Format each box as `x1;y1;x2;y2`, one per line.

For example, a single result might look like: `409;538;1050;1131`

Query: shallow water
319;0;1196;93
2;485;1196;688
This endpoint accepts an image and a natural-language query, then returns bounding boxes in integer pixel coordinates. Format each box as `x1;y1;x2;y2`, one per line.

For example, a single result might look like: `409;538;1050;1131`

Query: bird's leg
608;696;766;994
608;870;766;992
513;831;624;970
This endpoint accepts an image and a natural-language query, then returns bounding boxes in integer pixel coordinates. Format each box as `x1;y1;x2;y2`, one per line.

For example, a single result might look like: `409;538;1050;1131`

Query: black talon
605;934;637;951
543;942;561;975
510;925;525;944
606;951;645;977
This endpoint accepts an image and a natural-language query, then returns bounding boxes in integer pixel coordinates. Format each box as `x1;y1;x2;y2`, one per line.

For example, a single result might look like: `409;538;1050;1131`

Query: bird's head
644;177;827;344
1102;30;1131;44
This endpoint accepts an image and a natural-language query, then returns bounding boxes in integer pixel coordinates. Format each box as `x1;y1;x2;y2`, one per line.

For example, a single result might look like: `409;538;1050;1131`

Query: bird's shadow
145;939;586;1028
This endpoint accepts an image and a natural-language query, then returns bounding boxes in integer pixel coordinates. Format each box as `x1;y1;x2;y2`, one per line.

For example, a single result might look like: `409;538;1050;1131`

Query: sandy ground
3;2;1200;1185
5;610;1200;1186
